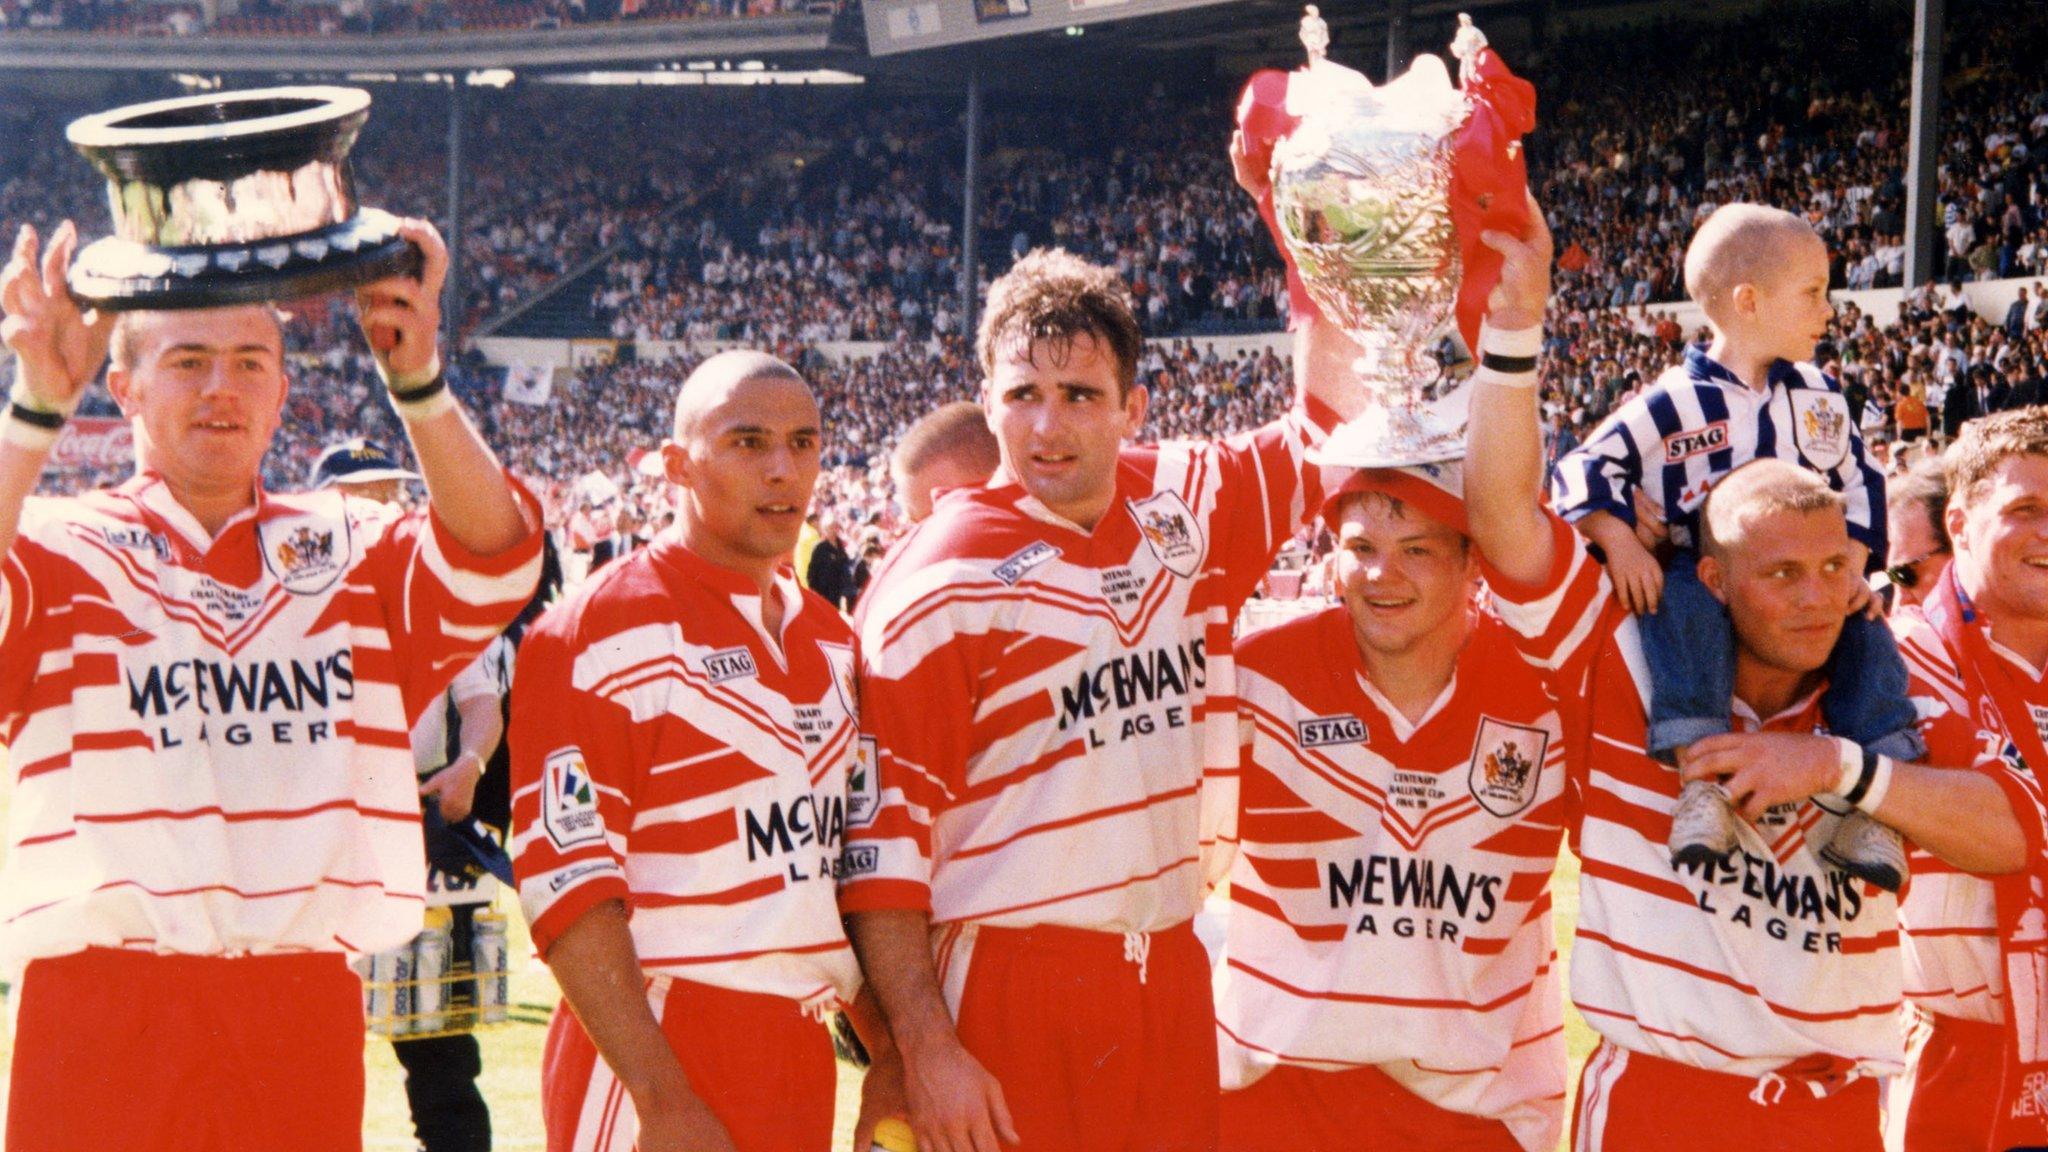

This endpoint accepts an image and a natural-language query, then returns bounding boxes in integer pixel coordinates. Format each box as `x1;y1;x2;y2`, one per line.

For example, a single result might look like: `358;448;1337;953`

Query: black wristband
9;401;66;432
1841;748;1880;807
1481;351;1540;374
389;372;448;407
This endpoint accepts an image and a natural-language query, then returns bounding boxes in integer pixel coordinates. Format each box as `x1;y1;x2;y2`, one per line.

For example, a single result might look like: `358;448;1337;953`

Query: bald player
892;400;1000;525
1466;205;2034;1148
1552;203;1920;888
510;350;872;1152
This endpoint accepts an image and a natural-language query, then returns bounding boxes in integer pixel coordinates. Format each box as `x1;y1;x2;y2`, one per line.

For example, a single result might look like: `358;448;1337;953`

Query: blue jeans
1643;550;1926;764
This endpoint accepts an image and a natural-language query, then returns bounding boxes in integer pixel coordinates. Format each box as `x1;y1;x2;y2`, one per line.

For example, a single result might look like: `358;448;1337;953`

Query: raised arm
0;222;114;565
1463;194;1556;587
355;219;533;557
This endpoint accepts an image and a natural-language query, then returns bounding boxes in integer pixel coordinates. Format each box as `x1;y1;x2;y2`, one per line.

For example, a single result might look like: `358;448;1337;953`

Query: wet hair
976;248;1142;399
1947;406;2048;507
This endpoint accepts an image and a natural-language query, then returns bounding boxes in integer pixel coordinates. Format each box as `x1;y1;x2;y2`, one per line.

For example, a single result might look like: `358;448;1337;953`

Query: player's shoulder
1782;359;1838;392
1237;603;1343;669
524;546;667;652
866;489;1062;600
17;486;133;544
1891;601;1962;680
792;581;856;643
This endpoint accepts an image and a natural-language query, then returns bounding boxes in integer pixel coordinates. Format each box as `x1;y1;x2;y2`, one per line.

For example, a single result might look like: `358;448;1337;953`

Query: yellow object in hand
871;1117;918;1152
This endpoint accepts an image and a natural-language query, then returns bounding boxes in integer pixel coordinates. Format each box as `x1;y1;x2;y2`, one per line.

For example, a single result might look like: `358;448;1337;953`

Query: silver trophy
1271;9;1487;467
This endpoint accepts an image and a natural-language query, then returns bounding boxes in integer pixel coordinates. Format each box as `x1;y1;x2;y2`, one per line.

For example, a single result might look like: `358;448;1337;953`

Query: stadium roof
0;0;1773;83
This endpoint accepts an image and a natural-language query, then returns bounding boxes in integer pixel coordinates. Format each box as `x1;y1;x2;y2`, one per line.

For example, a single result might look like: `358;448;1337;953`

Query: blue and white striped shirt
1551;345;1886;562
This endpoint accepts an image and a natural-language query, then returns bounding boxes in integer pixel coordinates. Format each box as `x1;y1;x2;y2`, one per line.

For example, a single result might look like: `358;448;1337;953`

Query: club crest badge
1127;491;1204;579
258;503;351;595
1468;716;1546;818
820;641;859;719
1792;391;1851;472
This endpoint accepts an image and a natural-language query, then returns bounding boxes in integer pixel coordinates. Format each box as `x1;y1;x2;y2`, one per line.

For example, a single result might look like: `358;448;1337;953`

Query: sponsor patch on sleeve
847;736;881;827
836;844;881;879
542;747;605;851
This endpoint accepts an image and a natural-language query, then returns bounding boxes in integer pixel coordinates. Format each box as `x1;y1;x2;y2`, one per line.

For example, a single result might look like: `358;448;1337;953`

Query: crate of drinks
356;904;512;1039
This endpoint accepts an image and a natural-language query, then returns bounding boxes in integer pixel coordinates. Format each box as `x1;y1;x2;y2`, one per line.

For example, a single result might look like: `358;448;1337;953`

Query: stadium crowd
0;0;838;37
7;0;2047;355
8;0;2048;580
39;264;2041;611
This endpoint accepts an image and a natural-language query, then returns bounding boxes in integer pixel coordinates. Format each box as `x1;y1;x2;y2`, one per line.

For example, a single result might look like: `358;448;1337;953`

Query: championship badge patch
1127;491;1204;579
542;747;604;850
1791;391;1851;472
1468;717;1546;818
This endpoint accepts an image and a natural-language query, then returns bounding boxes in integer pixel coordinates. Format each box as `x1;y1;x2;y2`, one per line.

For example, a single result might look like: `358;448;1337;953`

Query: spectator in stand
805;514;854;610
1896;379;1930;442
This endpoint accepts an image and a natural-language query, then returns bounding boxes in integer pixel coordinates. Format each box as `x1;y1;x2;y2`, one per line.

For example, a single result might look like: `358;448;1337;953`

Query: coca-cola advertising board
48;417;133;471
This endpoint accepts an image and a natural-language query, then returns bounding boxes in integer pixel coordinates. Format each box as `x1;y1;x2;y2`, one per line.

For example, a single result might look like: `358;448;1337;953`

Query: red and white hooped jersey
1893;608;2036;1025
510;539;861;1010
0;472;543;965
837;408;1330;934
1487;514;1905;1078
1214;605;1568;1152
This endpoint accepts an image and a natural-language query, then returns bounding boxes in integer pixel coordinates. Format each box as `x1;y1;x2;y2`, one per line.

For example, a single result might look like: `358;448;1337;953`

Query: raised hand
354;218;448;386
0;221;115;415
1478;191;1554;333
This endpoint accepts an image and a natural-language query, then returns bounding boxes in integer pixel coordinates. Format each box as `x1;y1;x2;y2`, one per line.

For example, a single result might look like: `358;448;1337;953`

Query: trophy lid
67;86;370;187
64;85;419;312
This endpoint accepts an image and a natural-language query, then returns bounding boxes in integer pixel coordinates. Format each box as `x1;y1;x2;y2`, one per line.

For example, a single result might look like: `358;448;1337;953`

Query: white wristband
1480;323;1544;359
1;414;61;451
9;374;79;422
376;352;444;394
1855;756;1896;815
1832;737;1862;798
1476;324;1543;390
392;385;458;422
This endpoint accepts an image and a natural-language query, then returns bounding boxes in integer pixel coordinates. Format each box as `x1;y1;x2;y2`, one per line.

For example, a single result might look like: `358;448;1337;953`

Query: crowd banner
502;363;556;407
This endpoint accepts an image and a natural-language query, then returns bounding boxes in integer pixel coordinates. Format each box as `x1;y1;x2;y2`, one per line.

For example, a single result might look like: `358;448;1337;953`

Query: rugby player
1212;463;1568;1152
510;351;869;1152
1889;408;2048;1150
1461;204;2032;1149
0;219;542;1151
891;400;1000;526
837;234;1364;1152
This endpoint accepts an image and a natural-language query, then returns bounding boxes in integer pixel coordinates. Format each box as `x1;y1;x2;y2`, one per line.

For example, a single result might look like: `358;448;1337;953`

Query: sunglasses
1885;549;1949;590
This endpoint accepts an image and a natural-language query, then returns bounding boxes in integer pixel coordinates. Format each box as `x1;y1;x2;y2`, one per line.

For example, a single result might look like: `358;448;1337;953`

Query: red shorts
7;947;363;1152
950;921;1217;1152
1900;1012;2001;1152
1571;1042;1882;1152
1219;1064;1522;1152
540;975;834;1152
